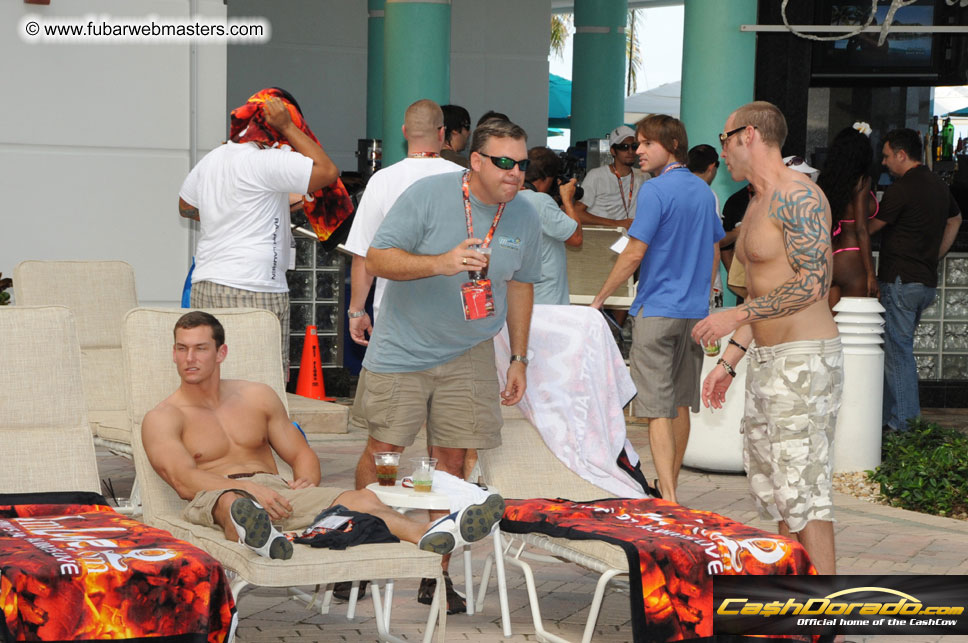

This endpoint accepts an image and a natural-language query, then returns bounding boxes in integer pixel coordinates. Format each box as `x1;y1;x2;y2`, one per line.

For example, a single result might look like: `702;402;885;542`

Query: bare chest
736;198;784;266
180;400;269;468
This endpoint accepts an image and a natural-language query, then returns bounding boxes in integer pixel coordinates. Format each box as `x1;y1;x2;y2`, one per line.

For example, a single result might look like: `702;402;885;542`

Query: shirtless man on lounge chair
142;310;504;560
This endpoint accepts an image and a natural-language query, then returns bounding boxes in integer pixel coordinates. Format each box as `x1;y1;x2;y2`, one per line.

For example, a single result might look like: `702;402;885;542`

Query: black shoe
332;580;368;601
417;572;465;614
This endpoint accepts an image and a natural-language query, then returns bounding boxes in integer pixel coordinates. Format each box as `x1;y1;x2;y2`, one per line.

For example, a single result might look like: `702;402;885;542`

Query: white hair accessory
853;121;872;137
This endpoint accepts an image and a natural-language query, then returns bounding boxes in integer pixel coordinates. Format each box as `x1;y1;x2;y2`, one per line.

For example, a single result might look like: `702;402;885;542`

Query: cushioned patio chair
13;260;137;454
566;226;636;307
122;306;445;643
477;405;629;643
0;305;101;494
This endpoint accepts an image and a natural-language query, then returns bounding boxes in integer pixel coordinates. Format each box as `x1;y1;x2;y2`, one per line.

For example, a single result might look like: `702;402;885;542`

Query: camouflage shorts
742;337;843;533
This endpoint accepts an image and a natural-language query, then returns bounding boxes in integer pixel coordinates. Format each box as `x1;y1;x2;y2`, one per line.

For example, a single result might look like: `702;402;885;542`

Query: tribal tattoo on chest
740;181;831;322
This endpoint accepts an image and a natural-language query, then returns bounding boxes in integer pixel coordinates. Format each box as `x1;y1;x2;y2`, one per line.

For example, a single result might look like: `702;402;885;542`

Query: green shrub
868;419;968;517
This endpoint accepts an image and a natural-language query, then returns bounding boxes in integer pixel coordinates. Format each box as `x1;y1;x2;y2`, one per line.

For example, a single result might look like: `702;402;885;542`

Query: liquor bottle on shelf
942;117;955;161
931;115;940;162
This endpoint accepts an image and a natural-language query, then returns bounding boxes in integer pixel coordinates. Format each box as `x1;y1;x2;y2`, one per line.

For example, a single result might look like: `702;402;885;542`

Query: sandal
417;572;466;614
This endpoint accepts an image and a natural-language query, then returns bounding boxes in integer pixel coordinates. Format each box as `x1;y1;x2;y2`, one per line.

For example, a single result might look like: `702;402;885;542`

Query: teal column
571;0;627;143
680;0;756;307
382;0;450;165
366;0;385;139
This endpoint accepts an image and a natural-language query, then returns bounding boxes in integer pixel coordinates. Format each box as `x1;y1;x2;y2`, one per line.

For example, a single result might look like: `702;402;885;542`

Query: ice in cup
410;457;438;493
702;338;721;357
374;452;400;486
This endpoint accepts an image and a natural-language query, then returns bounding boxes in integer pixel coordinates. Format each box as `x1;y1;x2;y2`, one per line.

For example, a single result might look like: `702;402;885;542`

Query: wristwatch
510;354;529;366
347;310;367;319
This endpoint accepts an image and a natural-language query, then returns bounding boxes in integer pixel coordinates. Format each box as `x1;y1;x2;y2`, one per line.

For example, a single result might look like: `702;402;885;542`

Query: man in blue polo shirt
591;114;723;504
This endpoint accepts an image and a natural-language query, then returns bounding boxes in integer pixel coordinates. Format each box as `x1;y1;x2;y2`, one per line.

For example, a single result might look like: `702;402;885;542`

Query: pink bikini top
833;191;879;237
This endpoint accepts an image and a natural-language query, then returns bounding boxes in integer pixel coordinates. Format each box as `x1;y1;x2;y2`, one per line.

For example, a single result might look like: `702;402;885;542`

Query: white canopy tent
624;80;680;122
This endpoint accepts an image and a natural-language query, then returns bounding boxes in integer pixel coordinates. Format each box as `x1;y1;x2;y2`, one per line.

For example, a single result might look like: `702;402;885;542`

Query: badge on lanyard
459;170;504;321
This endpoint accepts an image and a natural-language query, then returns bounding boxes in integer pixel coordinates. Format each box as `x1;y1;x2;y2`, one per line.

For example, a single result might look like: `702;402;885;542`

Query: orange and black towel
230;87;353;243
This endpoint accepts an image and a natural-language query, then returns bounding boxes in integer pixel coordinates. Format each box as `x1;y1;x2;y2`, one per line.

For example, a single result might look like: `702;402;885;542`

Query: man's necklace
408;152;440;159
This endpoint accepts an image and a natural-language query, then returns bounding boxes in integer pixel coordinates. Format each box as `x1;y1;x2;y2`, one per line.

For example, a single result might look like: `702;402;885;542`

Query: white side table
366;481;512;636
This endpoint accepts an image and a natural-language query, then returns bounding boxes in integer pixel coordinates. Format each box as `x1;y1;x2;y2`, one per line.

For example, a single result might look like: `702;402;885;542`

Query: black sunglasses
612;143;636;152
478;152;530;171
719;125;755;146
785;156;805;167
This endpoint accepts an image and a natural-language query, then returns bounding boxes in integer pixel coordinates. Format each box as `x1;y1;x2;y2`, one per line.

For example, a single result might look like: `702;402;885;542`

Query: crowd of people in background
175;90;961;596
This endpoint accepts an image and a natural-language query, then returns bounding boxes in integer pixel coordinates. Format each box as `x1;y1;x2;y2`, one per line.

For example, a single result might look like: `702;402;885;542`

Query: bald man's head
404;99;444;143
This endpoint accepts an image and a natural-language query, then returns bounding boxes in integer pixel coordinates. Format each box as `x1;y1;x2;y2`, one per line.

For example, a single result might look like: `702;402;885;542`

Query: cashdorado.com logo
713;575;968;637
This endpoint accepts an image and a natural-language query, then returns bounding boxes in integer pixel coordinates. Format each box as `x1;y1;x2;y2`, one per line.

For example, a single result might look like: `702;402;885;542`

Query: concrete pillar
680;0;757;208
382;0;450;165
571;0;627;143
366;0;385;140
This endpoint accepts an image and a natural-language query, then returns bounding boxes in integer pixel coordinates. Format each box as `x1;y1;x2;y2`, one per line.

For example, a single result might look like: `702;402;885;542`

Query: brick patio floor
95;408;968;642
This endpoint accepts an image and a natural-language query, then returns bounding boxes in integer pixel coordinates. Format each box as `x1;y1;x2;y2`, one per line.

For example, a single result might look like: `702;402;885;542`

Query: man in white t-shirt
343;99;463;345
577;125;649;228
179;91;338;371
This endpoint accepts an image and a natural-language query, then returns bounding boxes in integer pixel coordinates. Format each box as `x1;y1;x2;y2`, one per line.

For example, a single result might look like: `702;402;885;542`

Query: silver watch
510;354;529;366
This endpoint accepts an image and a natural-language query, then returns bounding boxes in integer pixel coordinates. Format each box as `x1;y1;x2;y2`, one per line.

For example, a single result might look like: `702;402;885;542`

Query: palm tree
626;9;642;96
551;13;571;60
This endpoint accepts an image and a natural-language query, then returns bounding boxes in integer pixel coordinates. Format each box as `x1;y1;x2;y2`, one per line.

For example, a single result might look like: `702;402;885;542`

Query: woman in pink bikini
817;125;879;308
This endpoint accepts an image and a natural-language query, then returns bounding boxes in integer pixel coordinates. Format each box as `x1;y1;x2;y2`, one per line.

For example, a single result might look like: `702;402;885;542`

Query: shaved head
404;99;444;142
730;101;787;149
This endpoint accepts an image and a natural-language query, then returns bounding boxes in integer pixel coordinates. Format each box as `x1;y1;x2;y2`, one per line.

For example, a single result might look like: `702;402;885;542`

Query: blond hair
730;101;787;149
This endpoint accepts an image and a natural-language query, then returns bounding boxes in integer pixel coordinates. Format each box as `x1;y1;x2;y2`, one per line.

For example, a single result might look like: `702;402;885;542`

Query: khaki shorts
742;338;843;533
350;340;503;449
629;314;702;418
183;473;344;532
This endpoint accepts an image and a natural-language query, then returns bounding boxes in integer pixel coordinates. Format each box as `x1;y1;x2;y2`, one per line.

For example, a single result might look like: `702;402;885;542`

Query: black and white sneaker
417;493;505;555
229;497;293;560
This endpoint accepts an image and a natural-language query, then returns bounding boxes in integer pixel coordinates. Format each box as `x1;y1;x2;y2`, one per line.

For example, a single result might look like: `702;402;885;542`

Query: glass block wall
914;252;968;381
286;232;345;384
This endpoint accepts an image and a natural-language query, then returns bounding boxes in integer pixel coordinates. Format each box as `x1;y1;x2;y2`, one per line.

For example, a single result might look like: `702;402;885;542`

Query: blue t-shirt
364;172;542;373
517;189;577;306
628;166;724;319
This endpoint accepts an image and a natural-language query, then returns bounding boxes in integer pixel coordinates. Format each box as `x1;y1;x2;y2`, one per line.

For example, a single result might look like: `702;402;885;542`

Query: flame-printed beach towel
501;497;816;642
0;500;237;642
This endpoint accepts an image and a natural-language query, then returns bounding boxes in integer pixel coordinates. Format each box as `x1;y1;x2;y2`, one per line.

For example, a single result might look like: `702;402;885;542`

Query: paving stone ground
95;408;968;642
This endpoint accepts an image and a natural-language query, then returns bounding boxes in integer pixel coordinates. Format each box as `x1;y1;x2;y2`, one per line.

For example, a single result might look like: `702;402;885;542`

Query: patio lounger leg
383;580;395;631
493;530;512;637
319;584;334;615
463;545;474;615
504;549;571;643
580;568;624;643
346;580;361;619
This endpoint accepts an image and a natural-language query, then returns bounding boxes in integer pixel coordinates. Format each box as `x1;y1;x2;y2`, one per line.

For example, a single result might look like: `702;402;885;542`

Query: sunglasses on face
612;143;636;151
478;152;530;171
719;126;748;146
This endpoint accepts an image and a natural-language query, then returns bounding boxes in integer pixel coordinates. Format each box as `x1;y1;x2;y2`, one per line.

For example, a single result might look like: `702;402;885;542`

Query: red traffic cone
295;326;333;401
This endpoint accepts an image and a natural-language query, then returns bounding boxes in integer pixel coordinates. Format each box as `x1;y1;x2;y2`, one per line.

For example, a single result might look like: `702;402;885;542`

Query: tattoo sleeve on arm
740;181;831;322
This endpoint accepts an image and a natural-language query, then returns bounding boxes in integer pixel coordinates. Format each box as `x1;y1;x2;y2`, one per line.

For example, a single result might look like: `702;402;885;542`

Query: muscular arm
738;182;832;322
590;238;647;309
940;214;962;259
179;197;199;221
502;279;533;406
259;385;321;486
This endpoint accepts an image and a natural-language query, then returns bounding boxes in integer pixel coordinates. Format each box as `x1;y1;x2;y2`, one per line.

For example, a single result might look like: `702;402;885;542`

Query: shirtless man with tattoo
692;102;843;576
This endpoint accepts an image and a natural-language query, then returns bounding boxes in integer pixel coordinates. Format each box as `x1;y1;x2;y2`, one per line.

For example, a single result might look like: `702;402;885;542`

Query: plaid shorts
742;337;843;533
190;280;290;371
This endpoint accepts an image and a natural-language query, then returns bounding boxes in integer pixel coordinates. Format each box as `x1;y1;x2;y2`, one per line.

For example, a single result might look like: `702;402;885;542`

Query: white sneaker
418;493;504;555
229;497;293;560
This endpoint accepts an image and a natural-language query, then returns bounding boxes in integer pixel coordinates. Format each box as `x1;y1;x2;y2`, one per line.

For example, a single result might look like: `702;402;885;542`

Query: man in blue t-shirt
591;114;724;504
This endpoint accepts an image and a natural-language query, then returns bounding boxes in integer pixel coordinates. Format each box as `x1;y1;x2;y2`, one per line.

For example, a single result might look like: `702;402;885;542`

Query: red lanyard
610;164;635;217
661;162;686;175
462;170;505;248
408;152;440;158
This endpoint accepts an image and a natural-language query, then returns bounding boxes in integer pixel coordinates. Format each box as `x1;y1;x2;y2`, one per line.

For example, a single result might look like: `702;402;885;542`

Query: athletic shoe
417;493;504;555
229;497;293;560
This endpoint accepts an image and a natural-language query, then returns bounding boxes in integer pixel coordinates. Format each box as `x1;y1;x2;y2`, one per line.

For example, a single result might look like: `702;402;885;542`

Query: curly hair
817;126;873;225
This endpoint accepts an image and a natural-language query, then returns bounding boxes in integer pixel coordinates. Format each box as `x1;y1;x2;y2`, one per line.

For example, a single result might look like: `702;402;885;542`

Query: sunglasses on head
612;143;636;151
478;152;530;171
785;156;805;167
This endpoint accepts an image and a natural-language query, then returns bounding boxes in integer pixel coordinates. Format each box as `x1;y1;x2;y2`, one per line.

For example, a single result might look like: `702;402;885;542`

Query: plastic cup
468;245;491;280
702;338;721;357
410;457;438;493
374;452;400;486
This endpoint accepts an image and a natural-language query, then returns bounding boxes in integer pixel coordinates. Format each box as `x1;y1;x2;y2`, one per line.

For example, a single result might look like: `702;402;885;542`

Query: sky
547;5;684;147
549;5;685;95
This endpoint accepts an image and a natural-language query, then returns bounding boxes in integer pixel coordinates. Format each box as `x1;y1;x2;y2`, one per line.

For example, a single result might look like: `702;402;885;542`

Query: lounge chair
121;306;445;643
0;305;100;494
13;260;137;455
